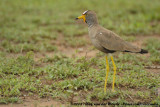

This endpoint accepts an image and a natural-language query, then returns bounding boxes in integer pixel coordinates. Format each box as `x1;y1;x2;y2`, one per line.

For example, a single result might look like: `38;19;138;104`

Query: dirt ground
1;35;160;107
0;99;65;107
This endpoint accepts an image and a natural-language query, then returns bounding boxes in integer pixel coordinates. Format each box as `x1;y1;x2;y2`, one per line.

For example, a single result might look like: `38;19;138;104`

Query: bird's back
89;25;147;53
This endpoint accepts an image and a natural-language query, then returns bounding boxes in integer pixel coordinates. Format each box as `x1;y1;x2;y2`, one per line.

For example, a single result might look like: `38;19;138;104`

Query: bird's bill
75;15;86;22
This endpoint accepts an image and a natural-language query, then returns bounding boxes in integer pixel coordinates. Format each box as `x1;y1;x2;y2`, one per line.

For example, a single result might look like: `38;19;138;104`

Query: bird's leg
104;56;110;93
111;56;117;92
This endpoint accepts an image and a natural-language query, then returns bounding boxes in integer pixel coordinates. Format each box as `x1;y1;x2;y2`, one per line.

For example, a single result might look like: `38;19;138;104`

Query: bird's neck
86;19;99;28
87;22;99;28
88;24;100;37
88;23;93;28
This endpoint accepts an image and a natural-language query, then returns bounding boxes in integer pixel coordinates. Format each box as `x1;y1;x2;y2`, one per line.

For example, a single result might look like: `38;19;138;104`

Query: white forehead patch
82;10;88;15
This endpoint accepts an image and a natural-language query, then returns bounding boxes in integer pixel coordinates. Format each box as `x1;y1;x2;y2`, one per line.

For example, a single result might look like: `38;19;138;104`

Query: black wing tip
140;49;148;54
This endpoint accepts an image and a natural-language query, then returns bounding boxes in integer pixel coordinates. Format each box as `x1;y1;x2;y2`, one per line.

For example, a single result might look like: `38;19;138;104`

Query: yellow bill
76;14;86;23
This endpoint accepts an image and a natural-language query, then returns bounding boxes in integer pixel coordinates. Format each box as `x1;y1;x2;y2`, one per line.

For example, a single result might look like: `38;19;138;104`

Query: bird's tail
139;49;148;54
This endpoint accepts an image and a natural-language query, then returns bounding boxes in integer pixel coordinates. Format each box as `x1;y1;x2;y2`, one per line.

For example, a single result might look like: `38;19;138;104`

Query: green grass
0;48;160;104
0;0;160;105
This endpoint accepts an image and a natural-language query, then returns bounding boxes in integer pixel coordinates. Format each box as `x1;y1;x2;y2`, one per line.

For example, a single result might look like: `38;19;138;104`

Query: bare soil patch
146;68;160;75
0;98;65;107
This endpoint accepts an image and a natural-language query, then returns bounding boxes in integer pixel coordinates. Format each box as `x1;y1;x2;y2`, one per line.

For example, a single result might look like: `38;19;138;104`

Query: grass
0;0;160;105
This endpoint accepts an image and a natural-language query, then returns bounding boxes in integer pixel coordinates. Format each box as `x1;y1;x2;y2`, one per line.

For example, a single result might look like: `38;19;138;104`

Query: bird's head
76;10;98;26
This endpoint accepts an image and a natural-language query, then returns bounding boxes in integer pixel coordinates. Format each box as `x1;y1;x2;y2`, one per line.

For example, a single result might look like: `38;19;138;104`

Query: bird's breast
88;25;106;52
88;29;96;38
89;33;105;52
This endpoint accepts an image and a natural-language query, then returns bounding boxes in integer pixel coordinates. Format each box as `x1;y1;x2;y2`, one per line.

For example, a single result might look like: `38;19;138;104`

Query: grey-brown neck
86;14;99;28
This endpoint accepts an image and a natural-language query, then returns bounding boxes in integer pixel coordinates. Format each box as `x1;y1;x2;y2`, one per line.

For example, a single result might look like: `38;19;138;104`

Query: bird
75;10;148;92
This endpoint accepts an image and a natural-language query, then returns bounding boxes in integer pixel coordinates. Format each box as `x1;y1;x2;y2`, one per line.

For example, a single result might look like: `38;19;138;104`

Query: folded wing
95;29;141;53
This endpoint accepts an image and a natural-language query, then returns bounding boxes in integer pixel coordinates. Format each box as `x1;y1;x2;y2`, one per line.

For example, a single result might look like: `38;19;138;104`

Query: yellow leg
111;56;117;92
104;56;110;93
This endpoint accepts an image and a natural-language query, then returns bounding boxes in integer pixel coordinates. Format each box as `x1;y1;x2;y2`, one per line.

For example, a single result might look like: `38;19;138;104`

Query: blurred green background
0;0;160;52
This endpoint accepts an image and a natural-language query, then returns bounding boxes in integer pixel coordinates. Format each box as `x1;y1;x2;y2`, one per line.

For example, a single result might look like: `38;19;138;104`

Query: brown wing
95;29;141;52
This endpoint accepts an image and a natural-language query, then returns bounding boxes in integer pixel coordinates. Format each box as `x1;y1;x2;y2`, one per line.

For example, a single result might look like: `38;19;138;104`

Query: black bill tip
75;18;78;20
